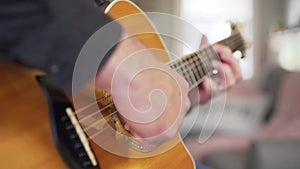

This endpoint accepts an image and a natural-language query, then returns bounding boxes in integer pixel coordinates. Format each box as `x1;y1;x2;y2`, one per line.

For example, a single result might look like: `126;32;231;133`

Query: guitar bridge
36;76;100;169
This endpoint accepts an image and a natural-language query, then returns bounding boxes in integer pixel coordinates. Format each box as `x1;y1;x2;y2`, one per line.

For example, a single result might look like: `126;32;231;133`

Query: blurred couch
201;69;300;169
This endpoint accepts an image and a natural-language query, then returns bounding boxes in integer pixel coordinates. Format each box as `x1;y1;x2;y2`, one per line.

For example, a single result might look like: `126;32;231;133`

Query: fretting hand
189;35;242;105
96;31;191;149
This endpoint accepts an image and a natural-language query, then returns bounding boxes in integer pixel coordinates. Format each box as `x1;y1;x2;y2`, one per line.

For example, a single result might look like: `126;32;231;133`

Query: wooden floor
0;62;67;169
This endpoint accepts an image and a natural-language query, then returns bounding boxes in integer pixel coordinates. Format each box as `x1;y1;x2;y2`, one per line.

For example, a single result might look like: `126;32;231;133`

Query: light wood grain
105;0;170;63
90;1;195;168
0;1;195;168
0;62;67;169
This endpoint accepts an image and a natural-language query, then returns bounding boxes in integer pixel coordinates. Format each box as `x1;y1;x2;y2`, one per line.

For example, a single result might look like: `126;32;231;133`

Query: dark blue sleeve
0;0;122;93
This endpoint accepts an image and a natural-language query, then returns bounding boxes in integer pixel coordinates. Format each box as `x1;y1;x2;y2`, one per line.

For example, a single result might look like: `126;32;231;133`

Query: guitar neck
167;32;244;89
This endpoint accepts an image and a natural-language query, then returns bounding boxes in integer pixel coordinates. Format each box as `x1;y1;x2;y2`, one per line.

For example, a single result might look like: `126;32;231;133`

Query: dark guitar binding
36;75;100;169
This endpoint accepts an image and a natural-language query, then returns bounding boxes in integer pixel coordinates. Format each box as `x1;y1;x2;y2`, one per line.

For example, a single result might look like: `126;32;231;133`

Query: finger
213;44;234;65
221;64;235;88
197;78;213;103
213;44;242;81
211;61;235;89
199;35;209;48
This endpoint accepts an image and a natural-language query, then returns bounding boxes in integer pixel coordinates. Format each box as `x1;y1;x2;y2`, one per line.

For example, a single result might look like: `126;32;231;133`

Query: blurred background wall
133;0;299;82
131;0;300;138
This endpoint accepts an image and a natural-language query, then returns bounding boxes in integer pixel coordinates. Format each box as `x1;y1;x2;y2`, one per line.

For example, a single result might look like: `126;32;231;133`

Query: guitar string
78;58;209;136
76;33;243;113
61;32;244;148
78;102;114;123
75;102;98;115
168;36;243;72
76;59;229;139
87;124;109;140
170;60;208;88
169;38;243;81
167;32;242;66
88;119;117;140
169;45;218;71
68;39;246;145
83;110;118;132
72;34;245;135
74;94;113;114
169;52;212;75
75;103;120;137
73;36;244;123
169;46;221;87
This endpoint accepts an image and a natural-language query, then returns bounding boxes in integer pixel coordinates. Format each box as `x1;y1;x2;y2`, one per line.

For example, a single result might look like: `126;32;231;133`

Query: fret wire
175;59;180;69
202;47;213;75
178;58;189;84
172;60;207;76
200;47;213;70
190;54;202;82
168;52;210;69
170;53;210;79
189;59;198;85
194;52;206;78
171;56;206;75
170;44;221;78
167;32;244;88
186;59;207;89
191;54;202;80
208;46;217;72
171;57;208;88
73;32;245;139
175;69;205;89
78;43;224;122
191;52;207;79
191;65;203;87
184;57;197;86
177;63;187;83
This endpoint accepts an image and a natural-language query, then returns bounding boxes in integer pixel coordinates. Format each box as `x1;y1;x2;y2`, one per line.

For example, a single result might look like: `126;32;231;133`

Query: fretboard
167;32;245;90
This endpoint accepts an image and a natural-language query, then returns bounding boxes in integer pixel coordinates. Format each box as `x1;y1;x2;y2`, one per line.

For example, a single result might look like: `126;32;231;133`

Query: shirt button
50;64;59;73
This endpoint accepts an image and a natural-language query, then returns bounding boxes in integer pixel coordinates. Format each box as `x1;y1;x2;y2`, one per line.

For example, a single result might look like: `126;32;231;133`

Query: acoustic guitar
70;0;246;168
0;0;246;169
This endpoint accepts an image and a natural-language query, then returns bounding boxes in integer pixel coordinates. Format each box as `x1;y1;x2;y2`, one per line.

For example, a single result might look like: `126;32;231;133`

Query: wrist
95;30;146;91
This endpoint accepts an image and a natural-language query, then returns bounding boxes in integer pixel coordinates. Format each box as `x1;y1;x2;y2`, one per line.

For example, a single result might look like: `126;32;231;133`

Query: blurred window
180;0;254;79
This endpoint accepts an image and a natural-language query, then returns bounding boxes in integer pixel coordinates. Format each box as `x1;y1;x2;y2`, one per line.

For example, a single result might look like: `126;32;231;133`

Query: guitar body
89;1;195;169
0;1;247;169
104;0;169;62
0;63;67;169
0;62;193;169
0;1;195;168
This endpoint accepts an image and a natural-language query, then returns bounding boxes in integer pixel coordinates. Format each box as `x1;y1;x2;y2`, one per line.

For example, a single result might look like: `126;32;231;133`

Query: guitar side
89;0;195;169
